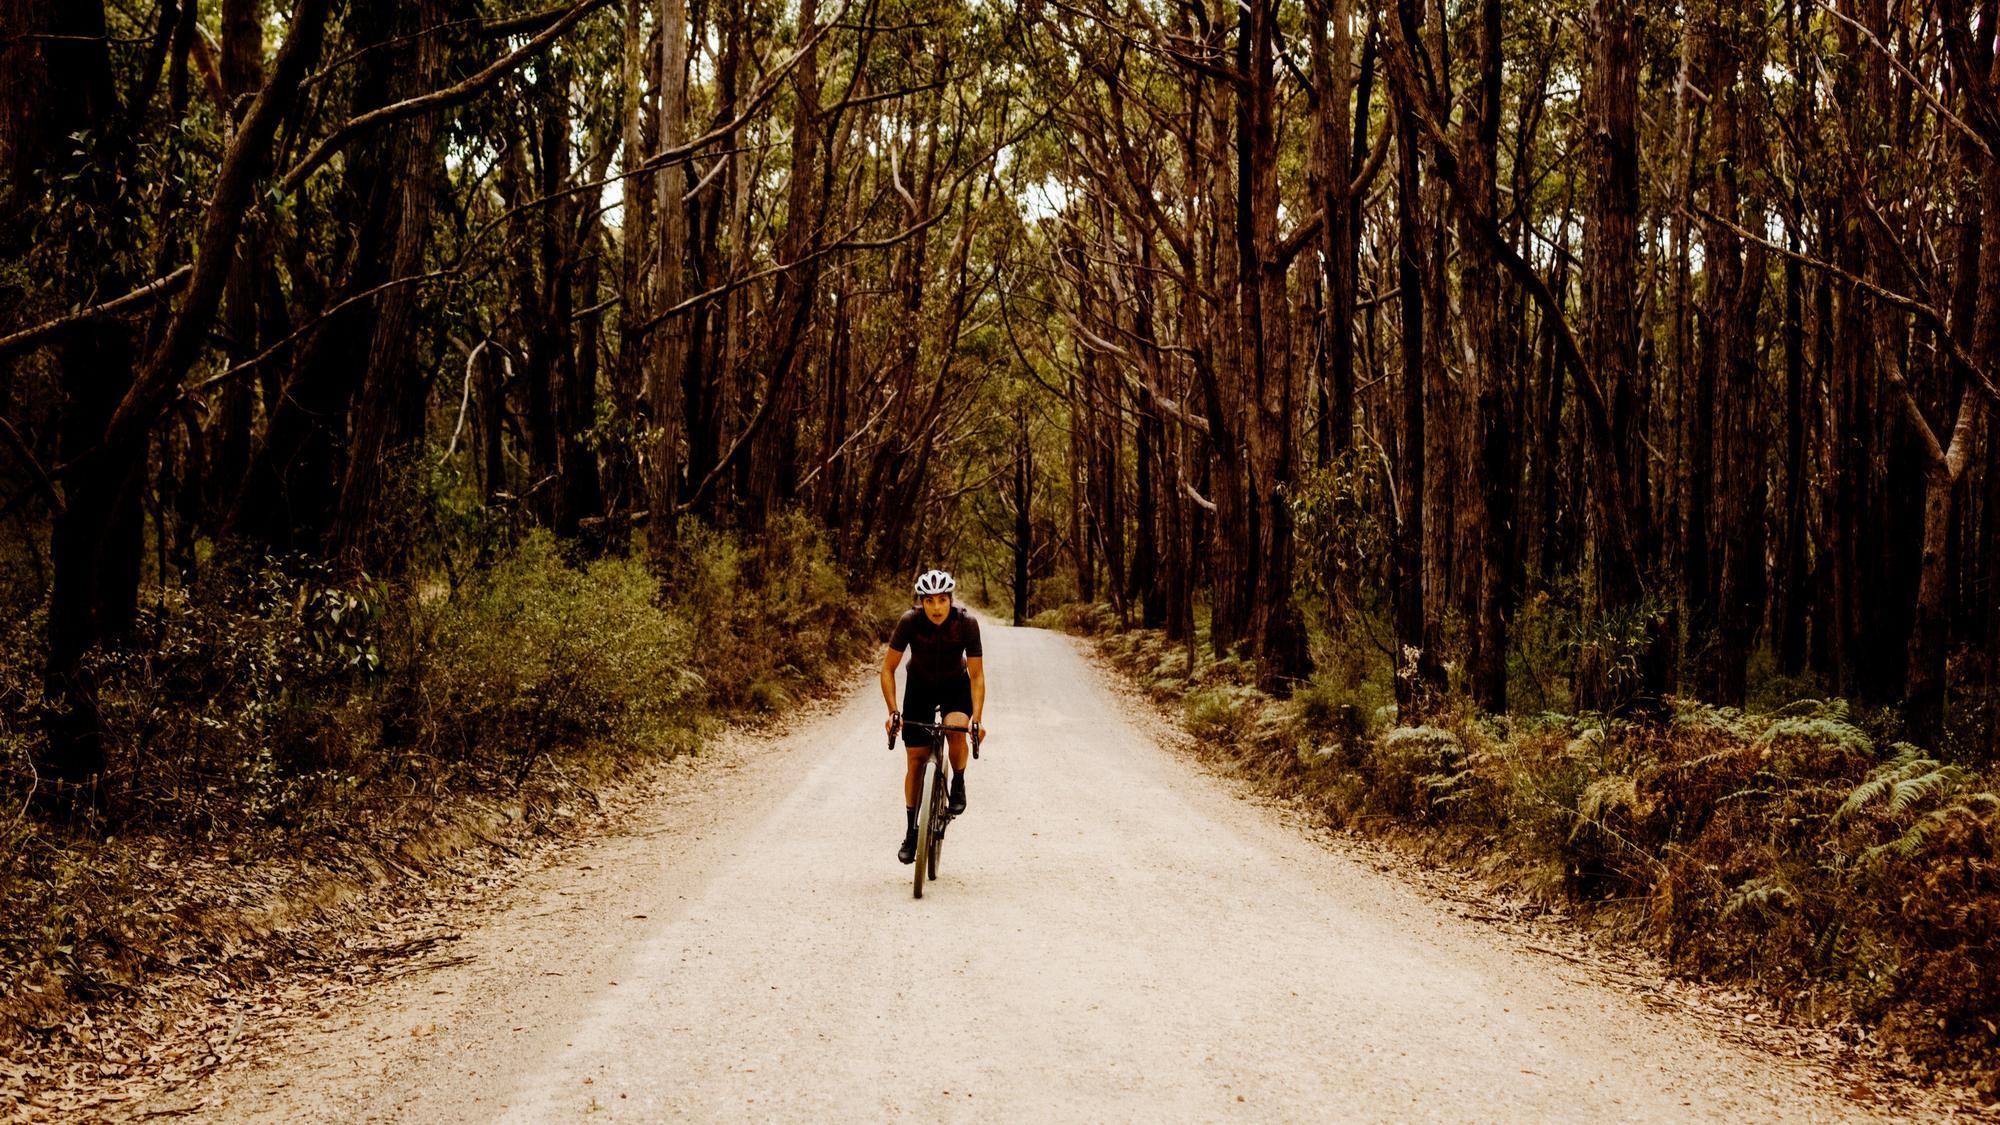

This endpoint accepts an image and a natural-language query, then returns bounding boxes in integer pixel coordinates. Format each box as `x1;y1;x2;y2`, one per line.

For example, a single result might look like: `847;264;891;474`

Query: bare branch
0;266;193;365
0;413;61;515
278;0;613;195
1689;202;2000;406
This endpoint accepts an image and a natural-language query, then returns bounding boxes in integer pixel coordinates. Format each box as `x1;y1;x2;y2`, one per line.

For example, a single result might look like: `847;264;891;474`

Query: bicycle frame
891;711;981;896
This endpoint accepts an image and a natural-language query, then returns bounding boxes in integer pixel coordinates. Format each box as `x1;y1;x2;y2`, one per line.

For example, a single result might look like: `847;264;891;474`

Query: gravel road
165;620;1908;1122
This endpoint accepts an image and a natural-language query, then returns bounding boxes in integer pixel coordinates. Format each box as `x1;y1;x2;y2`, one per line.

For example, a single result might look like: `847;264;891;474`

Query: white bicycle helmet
913;569;956;597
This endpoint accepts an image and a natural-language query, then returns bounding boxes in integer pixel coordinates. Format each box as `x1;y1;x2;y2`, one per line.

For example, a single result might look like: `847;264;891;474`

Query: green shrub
658;512;872;711
1563;768;1659;899
1027;602;1117;635
743;676;793;714
1754;706;1876;777
415;531;703;768
1185;685;1261;742
1506;585;1582;713
1198;655;1252;687
1370;725;1468;820
58;563;392;832
1292;678;1342;731
1150;650;1190;685
0;510;880;1071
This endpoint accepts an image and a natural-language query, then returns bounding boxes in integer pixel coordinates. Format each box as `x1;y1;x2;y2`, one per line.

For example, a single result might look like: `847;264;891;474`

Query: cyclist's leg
943;671;975;773
943;713;971;773
900;679;934;804
940;660;972;808
899;685;936;860
903;742;929;804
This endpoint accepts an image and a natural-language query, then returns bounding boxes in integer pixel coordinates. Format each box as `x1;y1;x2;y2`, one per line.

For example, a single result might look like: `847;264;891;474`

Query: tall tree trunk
1904;150;1999;742
645;0;693;561
565;227;608;545
1389;0;1439;717
608;0;652;536
32;0;141;807
233;0;435;558
1462;0;1509;712
329;0;453;571
1582;0;1670;716
1013;412;1033;625
1234;0;1311;693
208;0;266;531
44;0;329;810
1776;236;1811;675
1311;0;1358;466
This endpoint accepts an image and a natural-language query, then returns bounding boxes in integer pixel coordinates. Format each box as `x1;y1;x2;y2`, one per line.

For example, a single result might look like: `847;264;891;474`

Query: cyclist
882;569;985;864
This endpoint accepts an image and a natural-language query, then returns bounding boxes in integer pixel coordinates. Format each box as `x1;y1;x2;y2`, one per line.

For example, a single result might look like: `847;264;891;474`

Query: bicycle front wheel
927;766;947;881
912;755;937;899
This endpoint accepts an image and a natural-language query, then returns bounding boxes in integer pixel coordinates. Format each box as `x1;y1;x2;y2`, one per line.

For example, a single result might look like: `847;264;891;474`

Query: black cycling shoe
949;774;967;816
898;827;918;865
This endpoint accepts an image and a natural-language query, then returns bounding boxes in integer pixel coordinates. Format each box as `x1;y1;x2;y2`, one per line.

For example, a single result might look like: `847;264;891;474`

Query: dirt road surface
155;621;1913;1122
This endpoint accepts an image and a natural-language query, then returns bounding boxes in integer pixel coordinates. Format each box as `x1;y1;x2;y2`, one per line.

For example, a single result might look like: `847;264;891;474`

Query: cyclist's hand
971;719;988;743
886;711;902;737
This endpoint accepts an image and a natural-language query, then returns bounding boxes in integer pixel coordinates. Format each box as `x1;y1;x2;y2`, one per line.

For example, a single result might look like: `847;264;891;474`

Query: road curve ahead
181;619;1885;1123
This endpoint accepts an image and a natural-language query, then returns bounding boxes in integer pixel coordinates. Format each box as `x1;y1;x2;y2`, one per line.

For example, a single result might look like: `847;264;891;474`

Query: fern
1771;697;1840;720
1381;725;1463;766
1672;700;1752;740
1862;792;2000;862
1571;775;1640;841
1837;746;1968;823
1755;713;1874;760
1420;768;1476;804
1721;876;1795;920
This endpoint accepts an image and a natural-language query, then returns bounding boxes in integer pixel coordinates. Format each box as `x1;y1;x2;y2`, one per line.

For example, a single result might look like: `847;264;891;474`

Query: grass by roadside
0;514;899;1110
1036;602;2000;1101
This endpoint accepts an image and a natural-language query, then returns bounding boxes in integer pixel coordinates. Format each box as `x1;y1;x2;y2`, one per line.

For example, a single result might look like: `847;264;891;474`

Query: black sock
952;771;965;790
906;806;917;830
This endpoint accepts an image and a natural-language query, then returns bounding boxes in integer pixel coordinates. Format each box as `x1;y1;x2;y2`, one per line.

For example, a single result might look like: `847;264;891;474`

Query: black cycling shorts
901;671;973;747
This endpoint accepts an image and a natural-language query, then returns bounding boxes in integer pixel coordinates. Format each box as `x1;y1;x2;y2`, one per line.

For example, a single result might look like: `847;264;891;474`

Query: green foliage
1505;584;1583;713
1291;678;1345;732
1027;602;1118;636
1720;875;1797;922
416;455;511;582
61;563;392;832
1835;746;2000;867
1291;665;1395;745
1184;685;1261;742
1078;609;2000;1070
1;511;879;1059
662;511;872;709
1150;650;1191;686
1757;706;1874;758
414;531;704;766
1371;726;1470;819
1291;453;1389;601
1838;747;1969;824
1671;699;1756;741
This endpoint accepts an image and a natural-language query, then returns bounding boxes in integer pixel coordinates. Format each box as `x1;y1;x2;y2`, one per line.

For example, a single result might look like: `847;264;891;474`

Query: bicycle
890;710;981;899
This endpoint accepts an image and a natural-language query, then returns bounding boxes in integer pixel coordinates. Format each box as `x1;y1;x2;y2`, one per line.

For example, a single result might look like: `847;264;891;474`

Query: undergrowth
1038;603;2000;1091
0;511;886;1072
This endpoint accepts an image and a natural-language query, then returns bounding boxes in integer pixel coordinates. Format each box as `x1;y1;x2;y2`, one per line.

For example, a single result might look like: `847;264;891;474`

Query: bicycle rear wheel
927;764;948;881
912;754;937;899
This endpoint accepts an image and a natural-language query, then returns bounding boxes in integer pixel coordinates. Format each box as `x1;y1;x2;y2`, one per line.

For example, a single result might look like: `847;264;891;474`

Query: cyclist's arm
881;646;903;714
967;656;985;725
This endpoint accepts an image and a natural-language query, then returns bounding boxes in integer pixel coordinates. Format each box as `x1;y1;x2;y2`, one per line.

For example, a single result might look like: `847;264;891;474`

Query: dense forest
8;0;2000;1092
3;0;1997;817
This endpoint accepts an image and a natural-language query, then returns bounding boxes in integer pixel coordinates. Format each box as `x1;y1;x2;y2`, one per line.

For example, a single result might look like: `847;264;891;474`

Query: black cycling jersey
888;605;983;685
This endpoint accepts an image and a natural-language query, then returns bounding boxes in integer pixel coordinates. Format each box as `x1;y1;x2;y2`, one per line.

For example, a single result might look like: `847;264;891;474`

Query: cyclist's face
920;592;952;623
